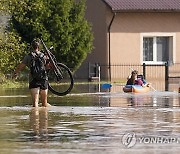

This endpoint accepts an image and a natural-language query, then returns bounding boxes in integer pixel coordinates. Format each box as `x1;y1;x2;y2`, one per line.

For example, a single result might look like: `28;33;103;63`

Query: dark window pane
157;37;169;61
143;37;153;61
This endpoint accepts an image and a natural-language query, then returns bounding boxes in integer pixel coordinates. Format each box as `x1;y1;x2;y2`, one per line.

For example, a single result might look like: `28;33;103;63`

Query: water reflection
30;108;48;141
0;106;180;153
0;84;180;153
127;95;151;107
106;92;180;108
0;86;180;108
126;94;177;107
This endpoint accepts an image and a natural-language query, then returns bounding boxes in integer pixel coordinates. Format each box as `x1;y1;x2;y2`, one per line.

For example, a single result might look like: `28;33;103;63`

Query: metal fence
99;63;166;80
89;62;180;91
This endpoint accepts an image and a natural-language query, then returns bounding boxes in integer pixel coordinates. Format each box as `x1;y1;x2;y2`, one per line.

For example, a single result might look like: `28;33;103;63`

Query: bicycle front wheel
48;63;74;96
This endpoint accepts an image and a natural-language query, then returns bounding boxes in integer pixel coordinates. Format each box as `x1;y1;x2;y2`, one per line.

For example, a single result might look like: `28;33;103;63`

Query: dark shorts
29;79;48;90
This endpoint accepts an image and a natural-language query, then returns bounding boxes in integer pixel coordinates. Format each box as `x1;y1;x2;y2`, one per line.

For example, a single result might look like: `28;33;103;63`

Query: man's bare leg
40;89;49;107
30;88;40;107
30;108;40;135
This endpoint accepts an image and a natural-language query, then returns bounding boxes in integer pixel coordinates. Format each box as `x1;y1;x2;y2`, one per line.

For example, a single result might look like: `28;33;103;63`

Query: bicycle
40;38;74;96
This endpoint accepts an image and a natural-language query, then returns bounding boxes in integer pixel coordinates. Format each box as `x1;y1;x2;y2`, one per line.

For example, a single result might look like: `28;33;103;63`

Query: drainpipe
108;12;116;81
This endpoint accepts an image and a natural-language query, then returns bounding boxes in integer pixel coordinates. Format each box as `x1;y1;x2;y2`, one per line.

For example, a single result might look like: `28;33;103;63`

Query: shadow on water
0;83;180;153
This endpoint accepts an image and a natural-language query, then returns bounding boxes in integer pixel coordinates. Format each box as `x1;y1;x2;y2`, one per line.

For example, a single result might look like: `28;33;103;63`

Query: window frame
140;33;176;65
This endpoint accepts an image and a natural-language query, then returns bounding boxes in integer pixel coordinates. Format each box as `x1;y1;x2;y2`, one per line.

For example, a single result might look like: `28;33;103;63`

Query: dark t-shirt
22;51;45;67
22;54;31;67
126;79;133;85
22;51;46;81
126;78;143;86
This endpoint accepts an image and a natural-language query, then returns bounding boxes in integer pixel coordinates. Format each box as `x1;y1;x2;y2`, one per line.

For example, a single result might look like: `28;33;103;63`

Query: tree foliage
9;0;93;71
0;0;26;75
0;32;26;74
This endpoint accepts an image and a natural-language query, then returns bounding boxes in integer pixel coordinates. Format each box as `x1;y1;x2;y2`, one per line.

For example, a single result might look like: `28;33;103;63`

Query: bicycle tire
47;63;74;96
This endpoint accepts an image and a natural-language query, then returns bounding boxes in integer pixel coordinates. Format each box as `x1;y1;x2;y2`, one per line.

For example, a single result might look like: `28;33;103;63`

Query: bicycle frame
40;38;63;80
38;37;74;96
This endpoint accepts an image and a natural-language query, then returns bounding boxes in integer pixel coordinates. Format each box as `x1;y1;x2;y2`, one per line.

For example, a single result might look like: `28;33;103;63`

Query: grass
74;79;126;85
0;80;28;88
0;79;126;88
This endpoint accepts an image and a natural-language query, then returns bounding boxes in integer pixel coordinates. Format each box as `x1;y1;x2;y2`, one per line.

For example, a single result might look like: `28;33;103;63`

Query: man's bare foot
46;103;51;107
39;103;51;107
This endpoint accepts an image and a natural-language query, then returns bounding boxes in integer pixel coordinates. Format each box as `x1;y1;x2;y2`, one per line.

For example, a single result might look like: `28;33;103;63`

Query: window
141;33;175;64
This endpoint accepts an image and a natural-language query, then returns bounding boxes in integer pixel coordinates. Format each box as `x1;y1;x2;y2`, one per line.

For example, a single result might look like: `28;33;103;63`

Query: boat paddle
147;84;156;91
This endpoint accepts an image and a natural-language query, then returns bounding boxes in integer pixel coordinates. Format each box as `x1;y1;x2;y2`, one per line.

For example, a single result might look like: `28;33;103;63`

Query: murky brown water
0;84;180;153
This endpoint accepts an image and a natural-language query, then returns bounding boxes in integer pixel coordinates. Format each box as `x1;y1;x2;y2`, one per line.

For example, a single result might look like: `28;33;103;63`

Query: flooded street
0;83;180;153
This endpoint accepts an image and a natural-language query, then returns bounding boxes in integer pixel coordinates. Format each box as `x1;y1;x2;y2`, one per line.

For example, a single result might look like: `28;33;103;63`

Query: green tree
0;32;26;74
0;0;26;75
9;0;93;71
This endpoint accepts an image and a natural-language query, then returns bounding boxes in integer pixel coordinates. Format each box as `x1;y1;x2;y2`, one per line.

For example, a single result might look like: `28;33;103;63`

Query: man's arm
13;63;26;79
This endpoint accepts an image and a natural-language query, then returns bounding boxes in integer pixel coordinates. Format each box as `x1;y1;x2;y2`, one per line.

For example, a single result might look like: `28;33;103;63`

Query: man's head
32;39;40;50
131;70;138;80
131;70;138;75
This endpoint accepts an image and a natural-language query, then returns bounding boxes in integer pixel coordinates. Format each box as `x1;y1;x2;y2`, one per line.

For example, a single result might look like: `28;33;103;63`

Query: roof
103;0;180;12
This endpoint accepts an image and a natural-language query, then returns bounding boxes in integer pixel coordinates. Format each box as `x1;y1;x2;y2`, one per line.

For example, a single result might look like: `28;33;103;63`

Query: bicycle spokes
48;63;74;96
54;70;63;81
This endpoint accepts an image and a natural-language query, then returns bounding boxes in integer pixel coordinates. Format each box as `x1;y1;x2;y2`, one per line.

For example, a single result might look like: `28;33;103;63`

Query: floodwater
0;83;180;154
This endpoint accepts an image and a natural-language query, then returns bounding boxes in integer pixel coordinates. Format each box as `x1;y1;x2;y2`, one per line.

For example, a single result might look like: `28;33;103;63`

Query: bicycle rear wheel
47;63;74;96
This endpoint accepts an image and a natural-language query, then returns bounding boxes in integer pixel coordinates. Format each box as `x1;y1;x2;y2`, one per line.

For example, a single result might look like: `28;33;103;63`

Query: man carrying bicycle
13;39;50;107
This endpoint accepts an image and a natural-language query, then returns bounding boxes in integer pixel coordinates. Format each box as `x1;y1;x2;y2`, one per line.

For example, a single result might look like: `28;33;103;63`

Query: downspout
108;12;116;81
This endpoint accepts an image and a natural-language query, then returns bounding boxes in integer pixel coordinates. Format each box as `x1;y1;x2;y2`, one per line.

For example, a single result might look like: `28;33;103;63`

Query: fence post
165;62;169;91
143;63;146;79
88;62;90;79
98;65;101;82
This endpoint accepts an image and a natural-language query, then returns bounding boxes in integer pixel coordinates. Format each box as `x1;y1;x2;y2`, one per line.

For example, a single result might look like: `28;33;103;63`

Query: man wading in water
13;39;50;107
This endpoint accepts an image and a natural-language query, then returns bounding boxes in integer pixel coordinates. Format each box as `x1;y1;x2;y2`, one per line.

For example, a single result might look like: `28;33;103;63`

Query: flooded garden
0;82;180;153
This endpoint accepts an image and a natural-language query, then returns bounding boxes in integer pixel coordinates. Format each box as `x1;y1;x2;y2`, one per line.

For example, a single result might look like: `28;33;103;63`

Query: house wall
110;12;180;64
108;12;180;81
75;0;109;79
75;0;180;81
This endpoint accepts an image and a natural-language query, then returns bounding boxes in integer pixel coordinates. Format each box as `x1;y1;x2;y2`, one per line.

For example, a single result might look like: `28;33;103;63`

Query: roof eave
112;9;180;13
103;0;115;12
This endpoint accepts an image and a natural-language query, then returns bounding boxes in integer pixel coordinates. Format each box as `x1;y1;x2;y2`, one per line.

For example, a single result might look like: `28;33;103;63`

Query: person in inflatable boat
126;70;148;87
